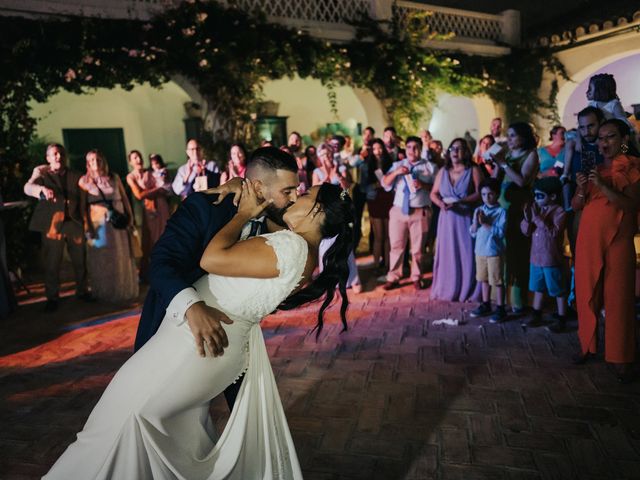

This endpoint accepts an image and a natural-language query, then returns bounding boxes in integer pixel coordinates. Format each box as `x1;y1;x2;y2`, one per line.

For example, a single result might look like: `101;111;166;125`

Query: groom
134;146;299;406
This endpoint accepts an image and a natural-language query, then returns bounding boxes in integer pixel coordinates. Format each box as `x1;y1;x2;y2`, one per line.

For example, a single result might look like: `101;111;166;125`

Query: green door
62;128;128;179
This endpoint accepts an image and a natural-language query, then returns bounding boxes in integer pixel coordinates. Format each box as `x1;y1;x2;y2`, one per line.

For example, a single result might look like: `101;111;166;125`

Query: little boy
470;178;507;323
520;177;568;330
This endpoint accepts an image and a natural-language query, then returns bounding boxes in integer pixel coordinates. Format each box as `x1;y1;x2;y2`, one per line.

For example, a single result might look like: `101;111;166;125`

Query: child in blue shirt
520;177;567;330
469;178;508;323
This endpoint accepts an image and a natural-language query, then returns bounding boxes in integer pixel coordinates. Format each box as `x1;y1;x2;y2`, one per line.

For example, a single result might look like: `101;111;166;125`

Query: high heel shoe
571;351;595;365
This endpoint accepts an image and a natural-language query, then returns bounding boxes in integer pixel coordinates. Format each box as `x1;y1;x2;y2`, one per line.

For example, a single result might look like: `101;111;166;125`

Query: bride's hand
204;177;244;206
237;180;272;219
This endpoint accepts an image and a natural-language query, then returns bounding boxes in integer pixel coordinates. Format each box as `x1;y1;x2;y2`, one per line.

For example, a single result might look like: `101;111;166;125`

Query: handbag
94;178;130;230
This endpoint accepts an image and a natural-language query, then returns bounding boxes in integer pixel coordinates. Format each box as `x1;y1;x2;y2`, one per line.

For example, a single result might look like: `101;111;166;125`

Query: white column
369;0;393;21
500;9;521;46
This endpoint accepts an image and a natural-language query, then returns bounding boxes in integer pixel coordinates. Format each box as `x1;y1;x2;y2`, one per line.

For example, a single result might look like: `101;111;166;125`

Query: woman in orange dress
572;119;640;382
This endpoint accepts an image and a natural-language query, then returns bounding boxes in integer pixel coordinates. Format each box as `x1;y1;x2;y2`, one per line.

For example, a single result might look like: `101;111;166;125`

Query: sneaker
382;281;399;291
489;306;507;323
547;315;567;333
521;309;543;327
470;302;492;318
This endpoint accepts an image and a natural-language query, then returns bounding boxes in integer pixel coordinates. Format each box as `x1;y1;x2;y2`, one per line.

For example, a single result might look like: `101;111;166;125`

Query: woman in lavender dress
430;138;482;301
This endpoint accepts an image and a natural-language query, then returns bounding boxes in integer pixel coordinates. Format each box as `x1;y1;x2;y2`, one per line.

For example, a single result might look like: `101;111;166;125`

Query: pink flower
197;12;208;23
199;59;209;68
128;49;139;57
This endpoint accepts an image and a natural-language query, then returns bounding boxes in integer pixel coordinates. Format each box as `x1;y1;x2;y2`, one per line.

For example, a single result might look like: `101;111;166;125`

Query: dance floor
1;269;639;479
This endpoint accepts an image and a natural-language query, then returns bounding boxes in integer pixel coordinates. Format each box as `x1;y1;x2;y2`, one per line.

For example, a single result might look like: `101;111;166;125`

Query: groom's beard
264;202;292;228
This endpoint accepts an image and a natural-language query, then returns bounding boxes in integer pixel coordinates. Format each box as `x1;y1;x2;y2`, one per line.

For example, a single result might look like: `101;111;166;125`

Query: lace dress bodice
192;230;308;323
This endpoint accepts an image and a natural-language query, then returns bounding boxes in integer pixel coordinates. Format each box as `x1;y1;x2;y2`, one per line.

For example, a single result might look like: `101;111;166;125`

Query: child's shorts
476;255;504;287
529;264;566;297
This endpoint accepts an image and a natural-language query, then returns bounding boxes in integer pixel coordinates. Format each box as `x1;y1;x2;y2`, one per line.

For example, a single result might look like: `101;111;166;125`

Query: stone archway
537;28;640;132
556;50;640;126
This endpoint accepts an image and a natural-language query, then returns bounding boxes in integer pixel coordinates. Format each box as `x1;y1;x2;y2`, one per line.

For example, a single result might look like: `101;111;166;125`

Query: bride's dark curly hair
278;183;355;338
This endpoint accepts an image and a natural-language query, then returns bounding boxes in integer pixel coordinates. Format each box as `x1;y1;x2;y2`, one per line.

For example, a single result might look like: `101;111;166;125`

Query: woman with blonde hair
79;149;138;302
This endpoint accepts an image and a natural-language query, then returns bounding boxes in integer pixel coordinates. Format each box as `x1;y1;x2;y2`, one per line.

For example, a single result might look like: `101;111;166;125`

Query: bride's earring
621;143;629;154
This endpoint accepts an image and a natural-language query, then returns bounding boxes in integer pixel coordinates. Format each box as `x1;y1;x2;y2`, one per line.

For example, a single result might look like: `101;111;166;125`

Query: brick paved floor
1;267;639;479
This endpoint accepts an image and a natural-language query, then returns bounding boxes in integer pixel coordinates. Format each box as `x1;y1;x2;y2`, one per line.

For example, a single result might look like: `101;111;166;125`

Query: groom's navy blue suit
134;192;236;351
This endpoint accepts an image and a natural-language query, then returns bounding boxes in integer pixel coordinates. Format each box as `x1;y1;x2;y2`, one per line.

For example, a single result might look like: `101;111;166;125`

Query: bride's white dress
44;230;306;479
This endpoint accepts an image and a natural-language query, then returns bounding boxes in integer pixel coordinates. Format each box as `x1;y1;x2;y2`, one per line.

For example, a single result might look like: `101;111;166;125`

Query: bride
44;181;355;480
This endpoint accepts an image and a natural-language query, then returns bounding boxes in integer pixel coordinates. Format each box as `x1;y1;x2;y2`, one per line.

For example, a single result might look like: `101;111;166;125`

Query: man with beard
134;146;299;407
554;106;604;327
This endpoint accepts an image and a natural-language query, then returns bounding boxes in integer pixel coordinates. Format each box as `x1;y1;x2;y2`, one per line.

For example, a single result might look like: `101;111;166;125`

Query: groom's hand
185;302;233;357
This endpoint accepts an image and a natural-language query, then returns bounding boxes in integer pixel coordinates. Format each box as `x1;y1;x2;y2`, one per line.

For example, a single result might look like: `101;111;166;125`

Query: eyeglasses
533;192;547;200
448;146;463;152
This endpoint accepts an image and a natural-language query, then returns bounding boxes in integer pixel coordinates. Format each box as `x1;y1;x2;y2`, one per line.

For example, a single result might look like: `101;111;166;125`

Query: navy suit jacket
134;192;236;351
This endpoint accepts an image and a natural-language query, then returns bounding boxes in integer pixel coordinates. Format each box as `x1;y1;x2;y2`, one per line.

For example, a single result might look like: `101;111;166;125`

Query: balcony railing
0;0;519;54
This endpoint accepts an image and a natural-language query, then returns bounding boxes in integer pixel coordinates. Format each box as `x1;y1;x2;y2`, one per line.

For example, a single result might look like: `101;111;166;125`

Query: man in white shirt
172;139;221;199
381;136;437;291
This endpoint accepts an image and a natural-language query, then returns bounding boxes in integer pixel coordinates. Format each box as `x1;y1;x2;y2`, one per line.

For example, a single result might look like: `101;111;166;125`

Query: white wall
30;81;193;170
425;93;496;147
262;74;386;139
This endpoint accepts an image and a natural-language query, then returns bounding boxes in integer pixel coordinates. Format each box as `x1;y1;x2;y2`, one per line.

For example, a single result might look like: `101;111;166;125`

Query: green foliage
0;2;564;167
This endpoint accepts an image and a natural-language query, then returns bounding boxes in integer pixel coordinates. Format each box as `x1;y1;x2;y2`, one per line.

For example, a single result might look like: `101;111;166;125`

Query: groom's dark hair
246;146;297;177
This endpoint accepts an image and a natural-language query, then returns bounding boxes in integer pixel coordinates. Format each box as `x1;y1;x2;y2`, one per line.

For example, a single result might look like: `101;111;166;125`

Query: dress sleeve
263;230;308;291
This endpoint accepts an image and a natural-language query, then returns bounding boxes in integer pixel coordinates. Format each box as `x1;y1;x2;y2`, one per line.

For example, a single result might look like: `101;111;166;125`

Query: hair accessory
340;189;348;201
348;222;354;228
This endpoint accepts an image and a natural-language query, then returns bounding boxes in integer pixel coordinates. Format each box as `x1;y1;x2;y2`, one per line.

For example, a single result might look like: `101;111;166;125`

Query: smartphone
580;151;596;175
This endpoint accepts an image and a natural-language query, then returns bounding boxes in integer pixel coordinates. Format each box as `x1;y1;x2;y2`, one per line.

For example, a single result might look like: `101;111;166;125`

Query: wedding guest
428;140;444;168
23;143;91;312
490;117;507;144
287;131;303;158
538;125;566;177
312;143;351;189
572;119;640;383
586;73;637;136
419;129;433;159
561;107;605;306
361;138;395;270
520;177;567;329
474;134;496;177
172;139;220;199
126;150;170;282
220;144;248;184
469;178;507;322
303;145;318;182
491;122;539;312
80;149;138;302
312;144;361;293
430;138;482;301
383;126;399;161
149;153;172;195
382;136;437;291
